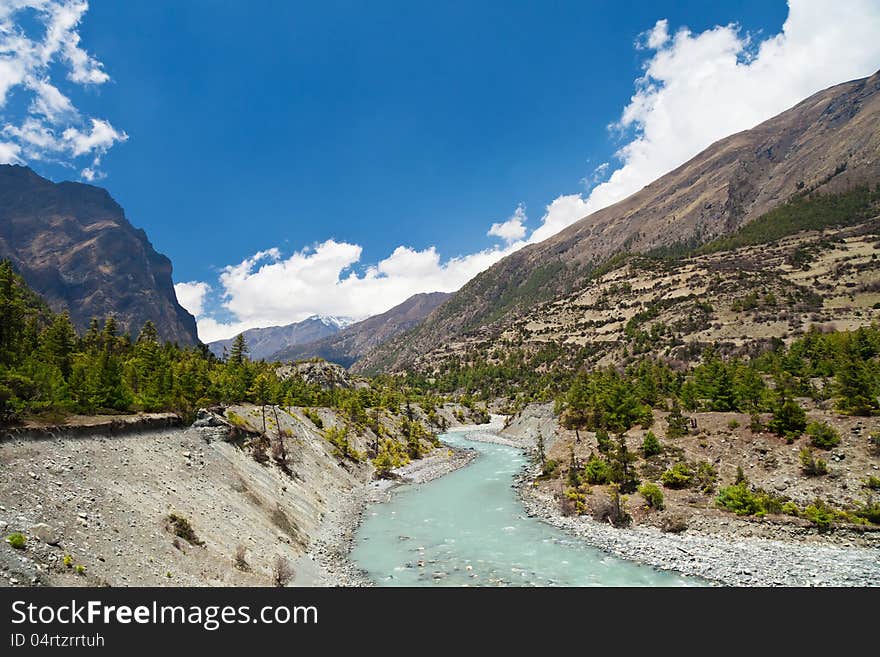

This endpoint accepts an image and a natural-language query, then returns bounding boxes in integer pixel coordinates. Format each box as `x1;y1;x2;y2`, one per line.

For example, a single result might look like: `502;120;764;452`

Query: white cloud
529;0;880;241
174;281;211;318
194;0;880;343
487;204;528;244
0;1;125;176
193;239;521;343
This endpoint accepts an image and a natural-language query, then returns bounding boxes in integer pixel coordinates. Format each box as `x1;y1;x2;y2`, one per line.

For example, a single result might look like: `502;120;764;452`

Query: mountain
356;70;880;374
270;292;451;367
207;315;355;360
0;164;199;345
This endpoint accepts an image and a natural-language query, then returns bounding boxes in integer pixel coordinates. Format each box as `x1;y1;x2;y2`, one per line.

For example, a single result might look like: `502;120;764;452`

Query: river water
351;426;703;586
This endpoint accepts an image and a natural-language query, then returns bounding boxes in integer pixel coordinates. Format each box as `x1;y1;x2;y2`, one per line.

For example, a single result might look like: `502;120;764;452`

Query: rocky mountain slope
208;315;353;360
0;401;486;587
0;165;198;345
407;217;880;373
272;291;450;367
358;70;880;373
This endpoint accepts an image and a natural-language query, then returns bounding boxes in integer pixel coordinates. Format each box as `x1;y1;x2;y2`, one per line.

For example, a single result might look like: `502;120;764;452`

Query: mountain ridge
355;70;880;374
0;164;199;345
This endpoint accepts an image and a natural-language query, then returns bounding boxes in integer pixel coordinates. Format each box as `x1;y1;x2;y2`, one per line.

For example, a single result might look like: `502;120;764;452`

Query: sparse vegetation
661;462;693;489
233;545;250;571
6;532;26;549
800;447;828;476
272;555;294;587
165;513;204;546
638;482;664;510
806;421;840;450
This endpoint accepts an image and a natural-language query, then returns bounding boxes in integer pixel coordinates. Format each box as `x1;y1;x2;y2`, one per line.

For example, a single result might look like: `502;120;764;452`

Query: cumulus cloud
529;0;880;241
174;281;212;318
0;1;126;178
192;239;522;343
194;0;880;342
487;204;528;244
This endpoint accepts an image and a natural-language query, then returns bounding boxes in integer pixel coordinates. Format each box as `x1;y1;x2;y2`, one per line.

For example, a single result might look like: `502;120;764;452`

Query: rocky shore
517;470;880;586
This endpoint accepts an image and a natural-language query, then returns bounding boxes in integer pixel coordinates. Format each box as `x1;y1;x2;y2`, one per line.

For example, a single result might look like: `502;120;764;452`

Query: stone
29;523;58;545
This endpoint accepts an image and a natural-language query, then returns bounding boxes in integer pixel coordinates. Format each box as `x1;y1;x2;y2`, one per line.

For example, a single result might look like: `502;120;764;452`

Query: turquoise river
350;426;705;586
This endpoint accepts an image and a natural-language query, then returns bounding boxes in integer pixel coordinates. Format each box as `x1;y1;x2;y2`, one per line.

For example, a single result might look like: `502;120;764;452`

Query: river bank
495;406;880;586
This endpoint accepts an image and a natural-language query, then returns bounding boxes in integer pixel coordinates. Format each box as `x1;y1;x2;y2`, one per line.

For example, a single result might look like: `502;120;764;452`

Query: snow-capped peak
307;314;356;329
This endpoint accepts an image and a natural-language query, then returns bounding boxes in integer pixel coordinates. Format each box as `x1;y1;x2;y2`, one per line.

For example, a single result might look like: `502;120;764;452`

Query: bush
541;459;559;478
693;461;718;494
583;454;610;485
806;421;840;450
799;447;828;476
781;501;799;516
767;396;806;440
661;462;693;489
802;500;836;532
855;495;880;524
564;486;588;515
272;555;294;587
166;513;204;546
864;476;880;491
595;428;613;454
715;482;785;517
591;485;631;528
641;431;662;457
638;482;664;510
6;532;26;549
727;419;740;429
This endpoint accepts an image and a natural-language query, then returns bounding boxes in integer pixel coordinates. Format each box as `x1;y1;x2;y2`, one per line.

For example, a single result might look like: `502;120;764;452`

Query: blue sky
2;1;880;341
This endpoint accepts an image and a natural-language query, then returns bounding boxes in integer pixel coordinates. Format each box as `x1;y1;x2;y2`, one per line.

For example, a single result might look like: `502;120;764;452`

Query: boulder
29;523;58;545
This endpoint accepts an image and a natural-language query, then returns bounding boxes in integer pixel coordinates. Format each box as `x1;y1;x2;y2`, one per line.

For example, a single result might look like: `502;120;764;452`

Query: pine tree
665;400;689;438
229;333;248;366
41;312;77;378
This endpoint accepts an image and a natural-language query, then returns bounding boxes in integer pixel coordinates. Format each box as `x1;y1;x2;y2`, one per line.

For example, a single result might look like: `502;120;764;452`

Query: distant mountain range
356;70;880;373
269;291;450;367
0;164;199;345
207;315;355;360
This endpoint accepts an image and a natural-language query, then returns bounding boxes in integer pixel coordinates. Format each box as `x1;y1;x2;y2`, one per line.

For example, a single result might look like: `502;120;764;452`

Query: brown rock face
360;70;880;372
0;165;199;345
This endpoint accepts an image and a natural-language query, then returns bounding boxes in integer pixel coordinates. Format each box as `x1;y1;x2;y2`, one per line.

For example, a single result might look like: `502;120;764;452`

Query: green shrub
564;486;588;515
799;447;828;476
767;396;806;440
641;431;662;457
716;482;785;517
6;532;26;549
595;428;613;454
661;462;693;489
727;419;740;429
781;501;799;516
638;482;664;510
802;500;836;532
806;421;840;450
864;475;880;491
855;495;880;525
372;438;410;478
693;461;718;494
583;454;610;484
541;459;559;478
